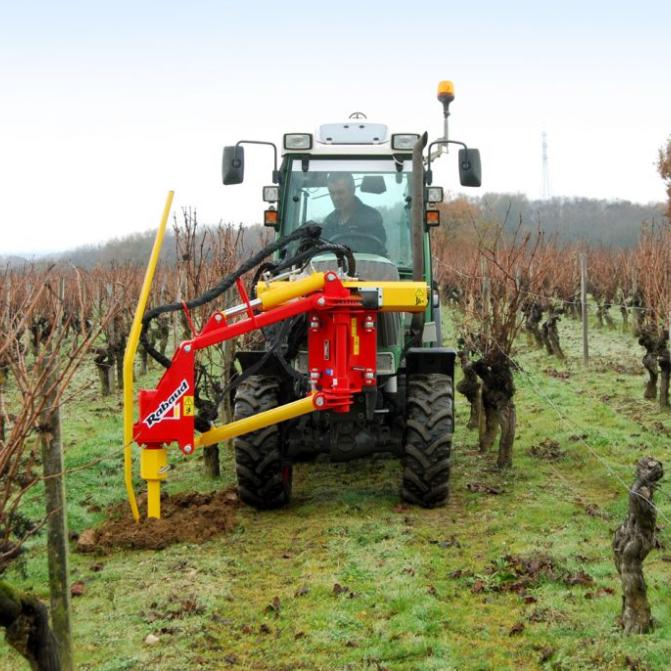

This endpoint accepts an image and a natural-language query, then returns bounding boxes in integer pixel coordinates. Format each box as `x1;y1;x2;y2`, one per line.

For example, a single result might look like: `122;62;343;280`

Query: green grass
2;313;671;670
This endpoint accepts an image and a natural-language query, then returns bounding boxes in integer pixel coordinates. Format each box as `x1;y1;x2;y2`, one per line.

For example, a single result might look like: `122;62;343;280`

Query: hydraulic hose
250;241;356;296
140;224;356;370
140;223;323;368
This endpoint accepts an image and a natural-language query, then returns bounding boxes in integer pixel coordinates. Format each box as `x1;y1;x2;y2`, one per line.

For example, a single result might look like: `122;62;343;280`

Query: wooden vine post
38;355;73;670
580;253;589;364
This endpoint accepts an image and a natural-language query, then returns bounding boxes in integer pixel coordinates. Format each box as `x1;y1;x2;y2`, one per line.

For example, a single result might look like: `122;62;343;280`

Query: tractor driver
321;173;387;255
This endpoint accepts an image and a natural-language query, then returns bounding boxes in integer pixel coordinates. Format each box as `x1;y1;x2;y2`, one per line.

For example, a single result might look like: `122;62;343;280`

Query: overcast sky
1;1;670;255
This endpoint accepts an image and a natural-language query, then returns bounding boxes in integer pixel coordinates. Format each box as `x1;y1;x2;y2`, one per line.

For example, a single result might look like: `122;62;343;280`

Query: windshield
282;158;413;269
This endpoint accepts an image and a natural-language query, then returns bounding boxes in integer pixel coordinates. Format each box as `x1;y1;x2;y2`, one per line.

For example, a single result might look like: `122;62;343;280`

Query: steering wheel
328;231;387;257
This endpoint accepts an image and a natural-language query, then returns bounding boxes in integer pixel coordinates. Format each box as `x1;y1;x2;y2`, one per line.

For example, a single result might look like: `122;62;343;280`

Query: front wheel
232;376;292;509
401;373;453;508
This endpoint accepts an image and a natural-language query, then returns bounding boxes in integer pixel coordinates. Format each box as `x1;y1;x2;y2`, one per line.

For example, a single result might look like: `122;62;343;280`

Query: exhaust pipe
411;132;428;282
409;133;428;347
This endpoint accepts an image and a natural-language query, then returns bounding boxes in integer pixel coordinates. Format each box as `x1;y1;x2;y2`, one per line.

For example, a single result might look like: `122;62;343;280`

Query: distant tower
541;131;551;199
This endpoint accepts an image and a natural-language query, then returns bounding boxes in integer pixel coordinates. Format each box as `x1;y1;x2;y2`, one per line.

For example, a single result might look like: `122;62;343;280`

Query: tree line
1;194;667;271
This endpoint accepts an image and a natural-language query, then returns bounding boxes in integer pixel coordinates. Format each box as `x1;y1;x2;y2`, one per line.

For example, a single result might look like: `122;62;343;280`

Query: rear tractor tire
232;376;292;509
401;373;453;508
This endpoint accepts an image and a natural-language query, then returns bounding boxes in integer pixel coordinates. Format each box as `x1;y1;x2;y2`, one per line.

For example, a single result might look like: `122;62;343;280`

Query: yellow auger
123;191;173;522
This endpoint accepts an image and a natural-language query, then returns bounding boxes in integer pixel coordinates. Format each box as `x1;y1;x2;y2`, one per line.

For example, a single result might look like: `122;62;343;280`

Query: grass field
1;311;670;670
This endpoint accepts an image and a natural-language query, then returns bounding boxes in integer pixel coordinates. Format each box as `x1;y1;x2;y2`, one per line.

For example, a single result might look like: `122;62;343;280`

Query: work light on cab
283;133;313;150
262;186;279;202
391;133;420;151
426;186;444;203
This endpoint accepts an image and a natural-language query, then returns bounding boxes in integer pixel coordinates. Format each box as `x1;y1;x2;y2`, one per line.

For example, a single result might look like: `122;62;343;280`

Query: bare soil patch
77;489;238;553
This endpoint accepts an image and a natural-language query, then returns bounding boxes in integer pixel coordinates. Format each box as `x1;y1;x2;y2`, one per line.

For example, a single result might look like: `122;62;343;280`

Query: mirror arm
236;140;280;184
426;139;469;184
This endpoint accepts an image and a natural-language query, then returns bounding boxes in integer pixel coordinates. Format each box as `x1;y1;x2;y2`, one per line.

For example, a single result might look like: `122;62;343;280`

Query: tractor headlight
262;186;279;202
426;186;444;203
391;133;420;151
283;133;313;150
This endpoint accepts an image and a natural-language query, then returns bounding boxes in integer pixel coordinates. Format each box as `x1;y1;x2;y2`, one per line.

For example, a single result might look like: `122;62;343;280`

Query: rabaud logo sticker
143;379;189;427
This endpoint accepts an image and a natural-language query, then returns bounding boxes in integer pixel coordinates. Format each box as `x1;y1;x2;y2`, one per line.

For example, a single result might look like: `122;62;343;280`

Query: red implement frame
134;272;377;454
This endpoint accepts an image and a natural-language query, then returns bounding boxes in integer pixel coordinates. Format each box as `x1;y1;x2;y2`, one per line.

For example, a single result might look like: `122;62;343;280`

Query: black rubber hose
270;242;356;277
140;223;322;368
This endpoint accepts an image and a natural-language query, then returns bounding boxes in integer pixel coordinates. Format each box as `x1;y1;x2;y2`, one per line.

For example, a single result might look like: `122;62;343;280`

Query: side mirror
458;148;481;187
222;146;245;185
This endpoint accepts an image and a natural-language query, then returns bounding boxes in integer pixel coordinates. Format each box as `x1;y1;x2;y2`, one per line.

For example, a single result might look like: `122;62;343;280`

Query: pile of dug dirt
77;489;238;553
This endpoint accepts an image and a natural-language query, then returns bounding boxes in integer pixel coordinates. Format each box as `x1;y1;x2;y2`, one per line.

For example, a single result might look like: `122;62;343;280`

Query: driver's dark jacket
321;197;386;253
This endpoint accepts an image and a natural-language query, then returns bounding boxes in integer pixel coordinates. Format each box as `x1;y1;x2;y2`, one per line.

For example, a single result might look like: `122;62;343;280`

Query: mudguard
405;347;456;378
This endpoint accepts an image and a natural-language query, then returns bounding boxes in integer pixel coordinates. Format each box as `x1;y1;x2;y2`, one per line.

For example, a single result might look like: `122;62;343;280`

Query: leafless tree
0;266;116;669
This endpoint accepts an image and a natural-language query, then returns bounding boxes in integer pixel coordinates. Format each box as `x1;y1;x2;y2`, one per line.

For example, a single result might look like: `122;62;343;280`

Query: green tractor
222;80;481;509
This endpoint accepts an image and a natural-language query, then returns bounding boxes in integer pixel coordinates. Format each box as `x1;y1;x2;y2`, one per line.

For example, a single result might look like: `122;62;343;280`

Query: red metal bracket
135;273;376;451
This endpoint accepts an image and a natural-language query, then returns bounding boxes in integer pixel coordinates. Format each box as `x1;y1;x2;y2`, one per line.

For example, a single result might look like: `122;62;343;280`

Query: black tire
401;373;453;508
232;376;292;509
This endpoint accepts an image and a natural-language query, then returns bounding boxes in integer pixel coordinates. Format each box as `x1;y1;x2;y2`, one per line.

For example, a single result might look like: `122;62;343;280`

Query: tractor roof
282;123;417;157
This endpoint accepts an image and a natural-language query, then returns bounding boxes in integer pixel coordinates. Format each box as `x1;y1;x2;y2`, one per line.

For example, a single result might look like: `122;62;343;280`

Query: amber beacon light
437;80;455;152
437;80;455;106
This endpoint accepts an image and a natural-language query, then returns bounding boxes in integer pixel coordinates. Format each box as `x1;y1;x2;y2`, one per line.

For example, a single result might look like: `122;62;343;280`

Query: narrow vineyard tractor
124;81;481;519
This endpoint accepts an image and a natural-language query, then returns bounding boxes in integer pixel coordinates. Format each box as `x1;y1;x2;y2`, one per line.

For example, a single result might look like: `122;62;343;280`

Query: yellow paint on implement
195;395;318;449
123;191;174;522
256;277;428;313
343;281;428;312
351;318;359;356
257;273;325;310
140;447;168;519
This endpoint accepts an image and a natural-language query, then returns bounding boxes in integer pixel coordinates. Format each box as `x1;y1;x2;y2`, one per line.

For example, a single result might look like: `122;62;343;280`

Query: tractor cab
277;152;413;269
225;121;422;271
222;96;481;280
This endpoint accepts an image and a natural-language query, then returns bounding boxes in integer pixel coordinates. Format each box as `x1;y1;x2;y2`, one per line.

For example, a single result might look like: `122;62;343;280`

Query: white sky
1;1;670;255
